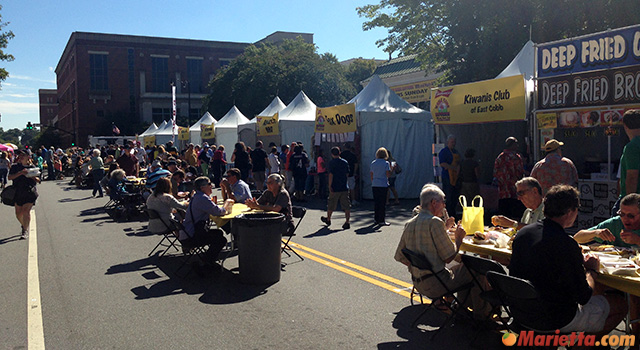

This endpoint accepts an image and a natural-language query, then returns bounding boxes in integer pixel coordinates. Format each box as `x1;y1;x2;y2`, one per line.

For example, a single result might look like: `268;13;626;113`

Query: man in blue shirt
321;147;351;229
220;167;252;204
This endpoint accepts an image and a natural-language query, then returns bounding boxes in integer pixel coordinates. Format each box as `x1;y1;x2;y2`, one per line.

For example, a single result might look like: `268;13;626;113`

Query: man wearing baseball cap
531;139;578;194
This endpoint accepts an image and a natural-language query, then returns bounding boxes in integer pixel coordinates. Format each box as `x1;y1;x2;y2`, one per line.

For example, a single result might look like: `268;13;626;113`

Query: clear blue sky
0;0;389;131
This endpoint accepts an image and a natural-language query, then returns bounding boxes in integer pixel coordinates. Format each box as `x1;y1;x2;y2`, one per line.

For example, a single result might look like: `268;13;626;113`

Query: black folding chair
146;209;181;257
169;219;210;278
282;206;305;261
401;248;473;340
460;254;507;311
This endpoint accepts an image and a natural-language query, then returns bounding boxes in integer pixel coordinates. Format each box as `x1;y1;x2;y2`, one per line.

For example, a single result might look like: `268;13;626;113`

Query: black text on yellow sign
315;103;357;133
257;113;279;136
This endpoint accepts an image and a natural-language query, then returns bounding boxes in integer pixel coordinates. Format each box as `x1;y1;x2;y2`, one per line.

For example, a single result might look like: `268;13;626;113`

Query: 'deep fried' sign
315;103;357;133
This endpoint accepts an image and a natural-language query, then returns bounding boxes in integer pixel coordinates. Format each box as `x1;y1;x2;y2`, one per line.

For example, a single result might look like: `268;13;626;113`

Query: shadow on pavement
59;196;93;202
0;234;23;245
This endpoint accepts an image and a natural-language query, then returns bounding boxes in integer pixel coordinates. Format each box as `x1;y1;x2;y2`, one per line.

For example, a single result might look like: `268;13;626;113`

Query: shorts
328;191;350;211
559;295;609;333
347;176;355;190
252;171;266;184
388;177;396;189
15;186;38;206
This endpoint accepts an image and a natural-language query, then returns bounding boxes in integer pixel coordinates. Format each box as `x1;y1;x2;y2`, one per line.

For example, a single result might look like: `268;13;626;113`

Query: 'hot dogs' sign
315;103;357;133
538;24;640;78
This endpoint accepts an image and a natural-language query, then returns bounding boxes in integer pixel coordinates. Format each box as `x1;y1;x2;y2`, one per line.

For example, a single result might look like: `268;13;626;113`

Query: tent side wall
360;112;434;199
215;127;239;151
279;120;315;148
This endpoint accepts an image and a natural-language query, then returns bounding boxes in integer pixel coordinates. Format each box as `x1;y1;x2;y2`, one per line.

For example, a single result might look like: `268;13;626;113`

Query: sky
0;0;389;131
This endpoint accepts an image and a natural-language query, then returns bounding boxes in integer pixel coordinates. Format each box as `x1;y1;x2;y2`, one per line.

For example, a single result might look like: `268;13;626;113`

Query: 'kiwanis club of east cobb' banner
257;113;279;136
315;103;356;133
178;127;189;141
201;124;215;139
430;75;526;124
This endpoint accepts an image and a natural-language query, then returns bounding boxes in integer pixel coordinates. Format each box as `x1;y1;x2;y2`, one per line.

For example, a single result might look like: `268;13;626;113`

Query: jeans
372;186;388;223
0;168;7;186
92;169;104;196
442;178;459;218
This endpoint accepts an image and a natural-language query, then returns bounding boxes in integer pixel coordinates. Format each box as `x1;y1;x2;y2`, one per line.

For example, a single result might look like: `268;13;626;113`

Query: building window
152;108;172;124
186;58;203;93
190;108;199;121
219;59;232;68
90;54;109;91
151;57;169;93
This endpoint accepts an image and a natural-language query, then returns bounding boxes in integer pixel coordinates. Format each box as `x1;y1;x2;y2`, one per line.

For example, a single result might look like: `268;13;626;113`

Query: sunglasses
617;210;638;220
516;188;532;197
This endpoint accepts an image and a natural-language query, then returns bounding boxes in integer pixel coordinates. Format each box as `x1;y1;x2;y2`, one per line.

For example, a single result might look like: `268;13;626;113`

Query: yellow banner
430;75;526;124
537;112;558;129
257;113;279;136
390;80;437;103
201;124;215;139
178;127;189;141
143;135;155;147
315;103;357;133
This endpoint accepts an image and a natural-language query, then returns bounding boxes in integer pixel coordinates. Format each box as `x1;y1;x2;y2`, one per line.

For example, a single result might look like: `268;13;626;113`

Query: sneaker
342;222;350;229
321;216;331;226
20;228;28;240
377;221;391;226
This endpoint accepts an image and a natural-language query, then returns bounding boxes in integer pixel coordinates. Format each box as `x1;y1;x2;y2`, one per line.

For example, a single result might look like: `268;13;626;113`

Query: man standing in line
612;109;640;215
493;137;526;219
321;147;351;229
341;143;359;206
438;135;460;218
530;139;578;194
250;141;269;190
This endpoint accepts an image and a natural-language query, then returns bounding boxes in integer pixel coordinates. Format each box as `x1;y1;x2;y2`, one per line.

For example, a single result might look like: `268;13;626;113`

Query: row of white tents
139;76;434;199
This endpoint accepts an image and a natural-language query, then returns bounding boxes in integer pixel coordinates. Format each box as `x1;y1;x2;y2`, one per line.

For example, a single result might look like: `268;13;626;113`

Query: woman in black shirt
8;150;40;239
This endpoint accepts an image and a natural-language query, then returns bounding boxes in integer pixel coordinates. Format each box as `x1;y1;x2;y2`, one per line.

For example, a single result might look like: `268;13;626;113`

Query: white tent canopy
139;123;158;137
239;96;287;147
279;91;317;147
189;112;216;146
348;75;434;199
216;106;250;150
154;120;183;146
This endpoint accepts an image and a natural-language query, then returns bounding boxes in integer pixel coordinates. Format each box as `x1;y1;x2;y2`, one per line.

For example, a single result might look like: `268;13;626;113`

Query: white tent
189;112;216;146
279;91;317;147
154;120;183;146
348;75;434;199
139;123;158;137
215;106;250;150
239;96;287;147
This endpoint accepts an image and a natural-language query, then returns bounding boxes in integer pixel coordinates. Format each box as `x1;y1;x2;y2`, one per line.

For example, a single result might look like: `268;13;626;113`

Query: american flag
112;124;120;135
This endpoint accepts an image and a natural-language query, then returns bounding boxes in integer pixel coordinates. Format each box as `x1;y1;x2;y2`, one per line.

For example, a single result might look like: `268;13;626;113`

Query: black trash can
233;212;286;284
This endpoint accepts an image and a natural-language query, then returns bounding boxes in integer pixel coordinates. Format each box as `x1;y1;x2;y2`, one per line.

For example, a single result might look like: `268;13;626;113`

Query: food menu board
576;180;618;230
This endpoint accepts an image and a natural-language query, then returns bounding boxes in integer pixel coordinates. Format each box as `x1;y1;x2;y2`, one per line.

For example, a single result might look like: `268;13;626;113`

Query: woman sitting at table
180;176;234;266
246;174;295;234
146;177;188;234
108;169;128;200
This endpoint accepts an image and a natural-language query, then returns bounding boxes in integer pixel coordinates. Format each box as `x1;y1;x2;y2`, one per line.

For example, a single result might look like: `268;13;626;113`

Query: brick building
38;89;58;127
49;31;312;147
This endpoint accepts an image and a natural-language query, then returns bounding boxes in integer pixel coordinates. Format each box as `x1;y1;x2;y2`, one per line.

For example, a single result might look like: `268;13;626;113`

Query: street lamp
181;80;191;128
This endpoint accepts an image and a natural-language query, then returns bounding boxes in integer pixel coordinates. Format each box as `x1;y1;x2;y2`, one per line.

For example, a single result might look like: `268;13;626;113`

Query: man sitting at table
180;176;234;266
492;177;545;230
220;168;252;204
510;185;627;335
394;184;491;319
246;174;294;234
145;160;171;190
573;193;640;247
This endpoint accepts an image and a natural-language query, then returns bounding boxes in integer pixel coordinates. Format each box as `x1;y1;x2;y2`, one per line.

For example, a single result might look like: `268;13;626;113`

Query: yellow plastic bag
459;195;484;235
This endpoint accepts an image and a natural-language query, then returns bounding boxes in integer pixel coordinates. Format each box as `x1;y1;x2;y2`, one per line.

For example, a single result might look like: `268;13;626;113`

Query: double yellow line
286;241;430;304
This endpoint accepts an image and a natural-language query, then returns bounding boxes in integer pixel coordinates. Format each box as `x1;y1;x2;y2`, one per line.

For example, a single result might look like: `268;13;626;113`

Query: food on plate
590;244;615;251
559;111;579;127
581;111;600;127
603;110;621;124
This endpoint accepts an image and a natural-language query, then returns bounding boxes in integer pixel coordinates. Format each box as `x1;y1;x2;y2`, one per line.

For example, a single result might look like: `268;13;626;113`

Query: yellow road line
27;210;45;350
285;241;429;304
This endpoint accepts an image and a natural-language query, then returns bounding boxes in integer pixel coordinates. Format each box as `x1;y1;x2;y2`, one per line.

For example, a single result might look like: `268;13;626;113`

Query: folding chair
401;248;473;340
282;206;305;261
460;254;507;312
169;219;210;278
485;271;551;333
146;209;181;257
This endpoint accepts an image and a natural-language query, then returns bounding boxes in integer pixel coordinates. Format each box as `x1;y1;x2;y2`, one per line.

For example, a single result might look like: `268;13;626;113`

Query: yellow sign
390;80;437;103
178;127;189;141
257;113;279;136
315;103;357;133
430;75;526;124
537;112;558;129
201;124;215;139
143;135;156;147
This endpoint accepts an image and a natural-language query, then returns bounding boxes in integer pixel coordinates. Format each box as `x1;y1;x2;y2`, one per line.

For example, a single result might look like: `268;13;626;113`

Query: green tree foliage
0;4;14;88
202;38;356;118
358;0;640;84
345;58;378;93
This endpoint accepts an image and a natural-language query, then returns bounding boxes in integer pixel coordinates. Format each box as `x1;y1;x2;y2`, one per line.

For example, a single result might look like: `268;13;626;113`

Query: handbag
459;195;484;235
1;185;16;206
394;162;402;174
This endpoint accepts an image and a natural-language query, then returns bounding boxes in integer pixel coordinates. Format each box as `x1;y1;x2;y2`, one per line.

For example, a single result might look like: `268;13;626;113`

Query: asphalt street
1;179;506;350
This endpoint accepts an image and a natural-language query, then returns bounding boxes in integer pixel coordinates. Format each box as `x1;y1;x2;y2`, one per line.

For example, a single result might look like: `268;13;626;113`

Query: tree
358;0;640;84
202;38;356;118
345;58;378;93
0;4;14;88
